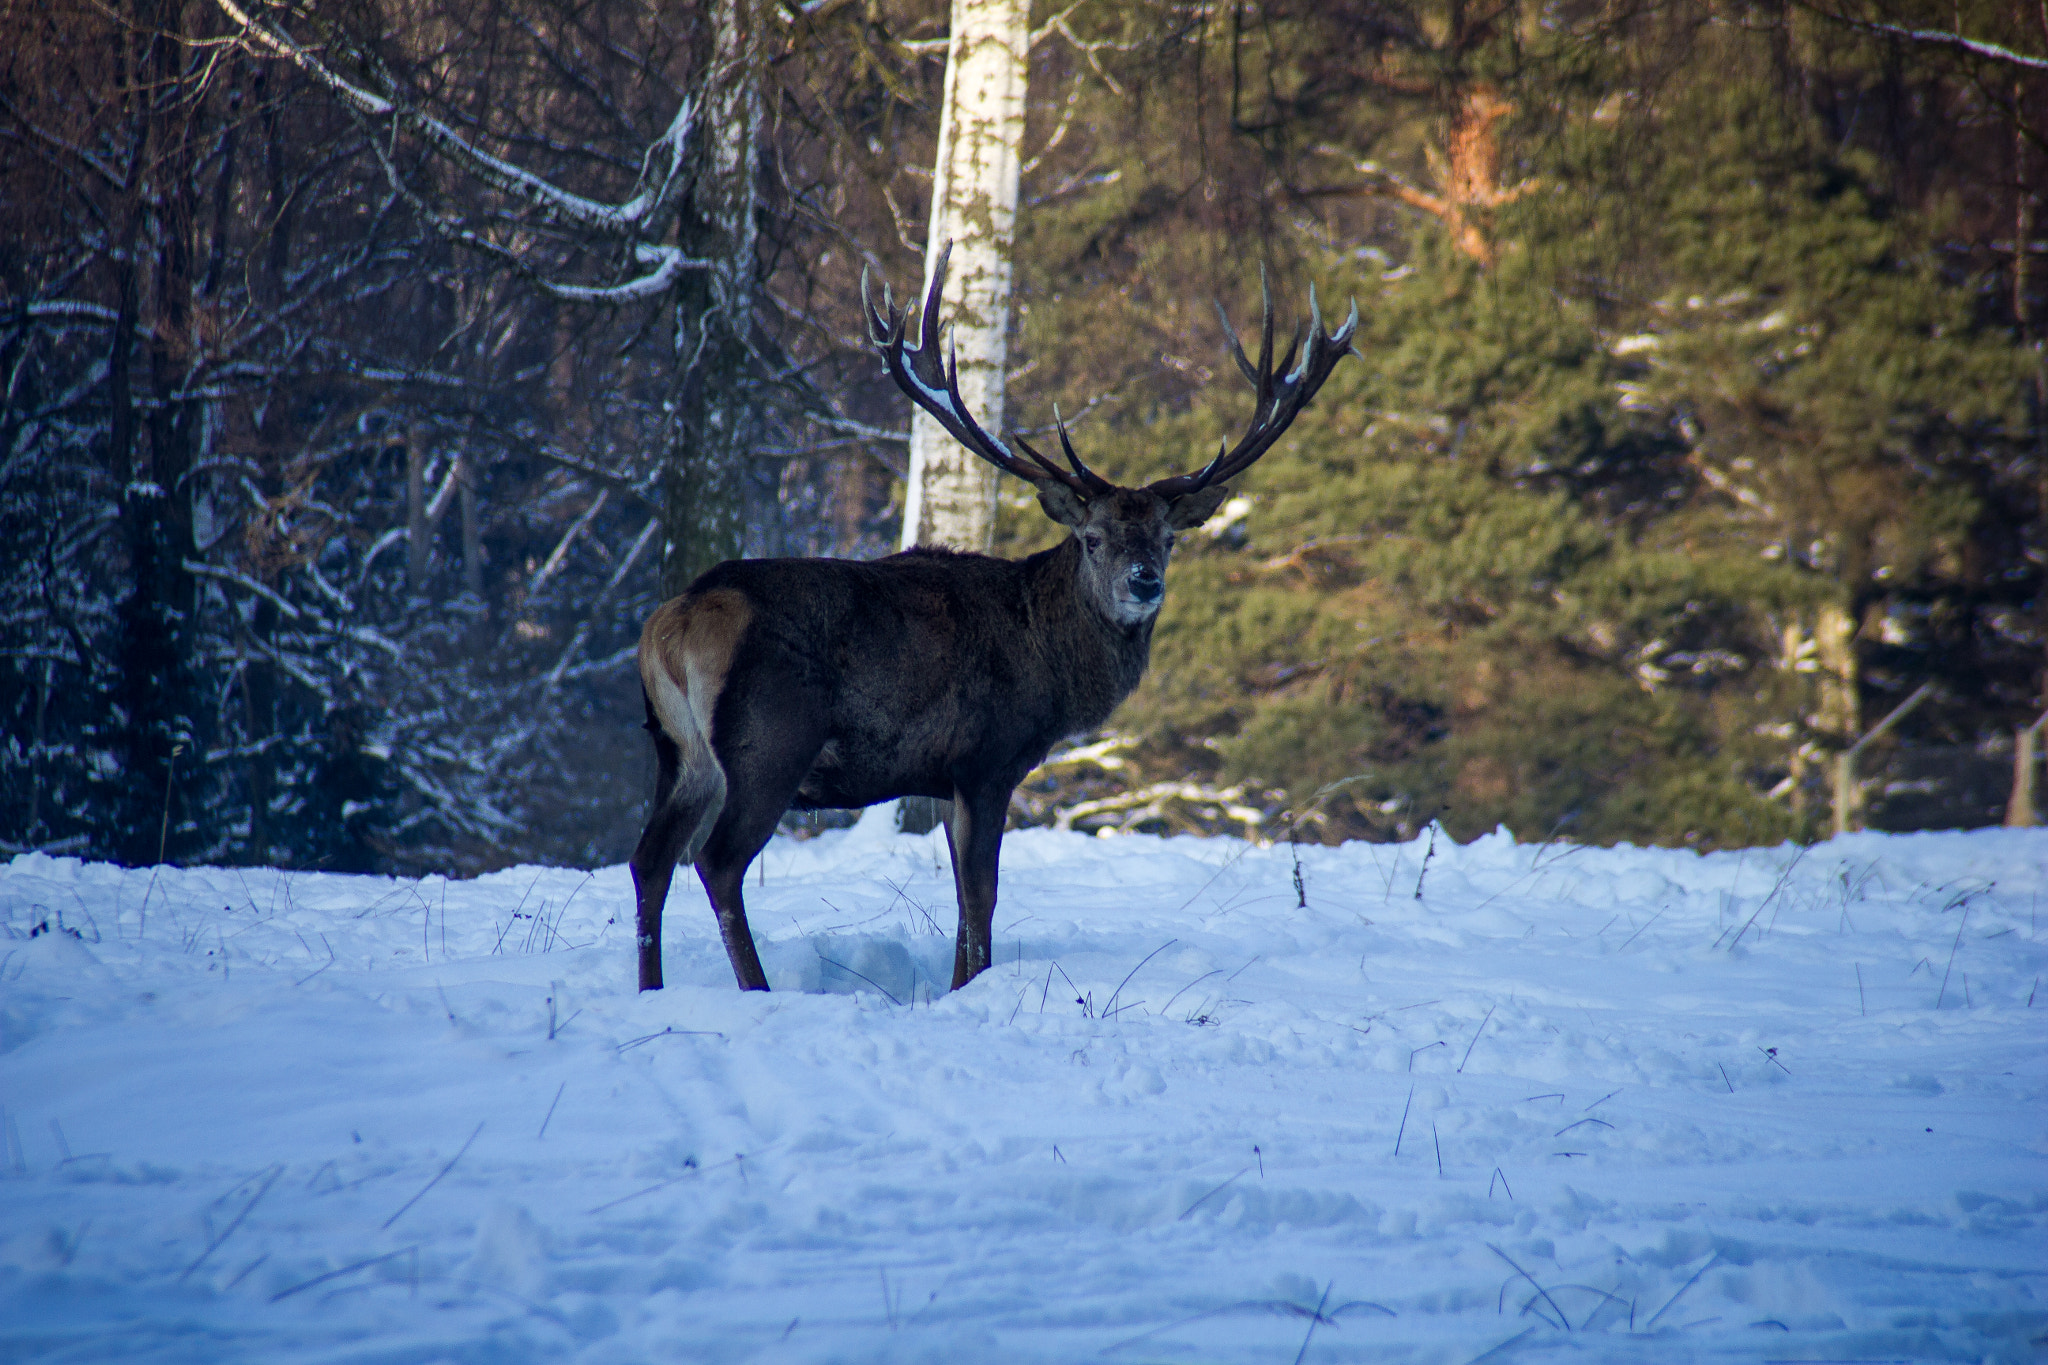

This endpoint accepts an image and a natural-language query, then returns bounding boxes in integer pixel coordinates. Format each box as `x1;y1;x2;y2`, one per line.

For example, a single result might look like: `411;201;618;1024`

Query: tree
900;0;1031;554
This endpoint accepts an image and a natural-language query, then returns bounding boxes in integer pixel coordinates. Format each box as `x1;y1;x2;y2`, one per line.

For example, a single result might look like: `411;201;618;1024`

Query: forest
3;0;2044;874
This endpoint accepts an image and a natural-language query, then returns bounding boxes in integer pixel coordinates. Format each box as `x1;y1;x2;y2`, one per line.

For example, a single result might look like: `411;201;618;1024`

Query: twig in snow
537;1082;565;1140
1583;1088;1620;1111
586;1153;743;1214
1488;1243;1570;1330
1103;939;1175;1018
1463;1327;1537;1364
293;933;336;987
1414;823;1438;900
181;1165;282;1281
816;951;902;1005
225;1253;268;1290
1291;1282;1333;1365
616;1026;724;1051
1717;1062;1734;1093
1102;1295;1389;1356
1432;1122;1444;1175
270;1246;416;1302
1457;1004;1496;1073
1643;1253;1717;1329
1408;1040;1445;1071
1554;1118;1614;1137
1178;1165;1252;1219
1394;1084;1414;1155
1856;962;1866;1016
1161;968;1223;1019
381;1121;482;1230
1935;903;1970;1009
1488;1167;1513;1200
1719;846;1807;951
1617;906;1667;951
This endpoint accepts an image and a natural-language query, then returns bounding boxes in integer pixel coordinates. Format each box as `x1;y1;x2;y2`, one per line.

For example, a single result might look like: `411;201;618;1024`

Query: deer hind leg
629;691;727;992
693;720;830;993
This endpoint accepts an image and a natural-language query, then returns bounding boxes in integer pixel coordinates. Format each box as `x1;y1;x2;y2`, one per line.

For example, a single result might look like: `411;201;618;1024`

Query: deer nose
1127;563;1163;602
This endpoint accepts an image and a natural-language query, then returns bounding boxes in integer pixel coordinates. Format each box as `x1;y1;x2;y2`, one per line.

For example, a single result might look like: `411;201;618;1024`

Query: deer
629;244;1358;993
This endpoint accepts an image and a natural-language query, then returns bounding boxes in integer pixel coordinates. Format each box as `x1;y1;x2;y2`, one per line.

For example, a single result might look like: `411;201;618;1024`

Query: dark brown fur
630;252;1355;993
631;490;1221;992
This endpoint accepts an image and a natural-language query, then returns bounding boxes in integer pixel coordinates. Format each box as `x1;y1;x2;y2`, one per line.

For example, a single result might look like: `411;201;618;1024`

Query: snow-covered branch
1806;6;2048;70
212;0;699;236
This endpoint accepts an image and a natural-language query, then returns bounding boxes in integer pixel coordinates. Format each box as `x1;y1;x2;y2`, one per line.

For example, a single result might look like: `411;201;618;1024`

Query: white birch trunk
899;0;1030;554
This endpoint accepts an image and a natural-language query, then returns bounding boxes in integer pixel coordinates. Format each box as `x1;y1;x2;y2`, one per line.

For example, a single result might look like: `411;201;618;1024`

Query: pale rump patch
638;589;753;751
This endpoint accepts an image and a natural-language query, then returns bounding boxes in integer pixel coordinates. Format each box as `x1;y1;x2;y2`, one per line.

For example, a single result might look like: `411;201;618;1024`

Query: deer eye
1084;534;1102;553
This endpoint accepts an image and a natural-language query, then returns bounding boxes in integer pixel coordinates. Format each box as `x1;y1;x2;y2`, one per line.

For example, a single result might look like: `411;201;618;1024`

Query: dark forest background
4;0;2046;873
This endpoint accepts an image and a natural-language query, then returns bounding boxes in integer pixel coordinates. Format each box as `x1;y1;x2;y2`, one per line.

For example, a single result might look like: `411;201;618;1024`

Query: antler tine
865;242;1098;495
1012;431;1078;485
916;241;950;356
1215;299;1258;387
1147;275;1360;500
1054;403;1112;493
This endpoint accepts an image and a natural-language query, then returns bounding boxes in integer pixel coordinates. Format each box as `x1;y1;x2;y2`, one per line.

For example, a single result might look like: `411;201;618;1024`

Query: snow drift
1;815;2043;1362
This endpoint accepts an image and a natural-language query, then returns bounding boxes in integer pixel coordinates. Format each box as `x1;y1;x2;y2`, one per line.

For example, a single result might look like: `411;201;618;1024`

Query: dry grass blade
382;1121;482;1231
181;1164;283;1281
1488;1243;1570;1330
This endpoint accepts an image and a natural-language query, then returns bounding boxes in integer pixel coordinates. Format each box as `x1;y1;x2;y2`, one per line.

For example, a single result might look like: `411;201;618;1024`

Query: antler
863;242;1111;499
1145;268;1360;500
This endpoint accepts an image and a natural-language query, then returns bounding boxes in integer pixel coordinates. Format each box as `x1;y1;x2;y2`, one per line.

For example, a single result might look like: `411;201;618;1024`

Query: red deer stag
630;245;1357;992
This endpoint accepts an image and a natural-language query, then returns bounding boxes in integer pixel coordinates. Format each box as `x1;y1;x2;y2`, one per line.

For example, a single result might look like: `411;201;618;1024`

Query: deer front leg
944;784;1011;990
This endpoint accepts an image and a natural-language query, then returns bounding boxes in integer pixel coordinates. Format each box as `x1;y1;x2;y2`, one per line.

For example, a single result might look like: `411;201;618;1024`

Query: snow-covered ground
1;816;2043;1363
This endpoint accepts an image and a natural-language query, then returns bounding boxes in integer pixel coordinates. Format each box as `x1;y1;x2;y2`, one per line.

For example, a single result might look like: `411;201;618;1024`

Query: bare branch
212;0;698;236
1802;6;2048;69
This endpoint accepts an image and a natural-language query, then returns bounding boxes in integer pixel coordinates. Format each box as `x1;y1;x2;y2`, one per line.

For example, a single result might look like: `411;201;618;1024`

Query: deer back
652;538;1152;809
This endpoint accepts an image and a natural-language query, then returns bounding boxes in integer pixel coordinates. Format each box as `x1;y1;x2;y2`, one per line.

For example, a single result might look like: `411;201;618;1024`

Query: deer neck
1028;536;1155;723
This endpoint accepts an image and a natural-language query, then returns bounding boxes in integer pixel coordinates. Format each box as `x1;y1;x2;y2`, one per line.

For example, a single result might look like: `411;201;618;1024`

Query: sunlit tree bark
899;0;1029;554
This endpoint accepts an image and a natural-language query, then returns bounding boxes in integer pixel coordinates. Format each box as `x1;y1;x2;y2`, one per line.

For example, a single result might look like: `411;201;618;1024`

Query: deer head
863;244;1359;626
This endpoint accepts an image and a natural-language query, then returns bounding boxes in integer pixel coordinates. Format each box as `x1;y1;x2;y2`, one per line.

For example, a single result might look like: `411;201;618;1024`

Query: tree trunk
460;452;484;598
2019;96;2048;770
1813;601;1860;741
899;0;1029;555
895;0;1029;836
2008;722;2039;827
407;425;431;590
115;0;209;866
660;0;763;600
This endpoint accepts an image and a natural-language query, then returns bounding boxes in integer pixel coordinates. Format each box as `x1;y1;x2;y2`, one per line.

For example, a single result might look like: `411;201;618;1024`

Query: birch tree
900;0;1030;554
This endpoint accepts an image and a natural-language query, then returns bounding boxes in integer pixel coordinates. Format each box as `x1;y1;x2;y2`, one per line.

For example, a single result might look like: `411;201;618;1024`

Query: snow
2;815;2043;1362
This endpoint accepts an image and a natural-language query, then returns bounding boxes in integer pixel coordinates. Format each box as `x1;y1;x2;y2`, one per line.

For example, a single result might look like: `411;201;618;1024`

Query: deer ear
1165;484;1233;531
1036;481;1090;528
